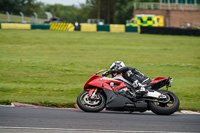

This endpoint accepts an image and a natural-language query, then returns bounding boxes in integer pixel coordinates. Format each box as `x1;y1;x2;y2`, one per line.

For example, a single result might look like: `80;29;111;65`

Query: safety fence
31;24;50;30
80;24;97;32
140;26;200;36
50;23;74;31
0;23;138;33
1;23;199;36
0;23;73;31
110;24;125;32
1;23;31;29
79;24;137;33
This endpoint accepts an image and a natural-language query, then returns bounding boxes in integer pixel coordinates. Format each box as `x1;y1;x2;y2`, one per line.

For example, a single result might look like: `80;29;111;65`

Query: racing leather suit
113;67;151;85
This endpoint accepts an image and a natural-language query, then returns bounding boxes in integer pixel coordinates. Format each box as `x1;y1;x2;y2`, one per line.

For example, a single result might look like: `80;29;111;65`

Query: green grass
0;30;199;111
0;13;46;23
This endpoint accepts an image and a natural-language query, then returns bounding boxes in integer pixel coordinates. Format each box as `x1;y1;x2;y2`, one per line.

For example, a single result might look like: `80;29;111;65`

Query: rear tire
77;91;106;112
149;90;179;115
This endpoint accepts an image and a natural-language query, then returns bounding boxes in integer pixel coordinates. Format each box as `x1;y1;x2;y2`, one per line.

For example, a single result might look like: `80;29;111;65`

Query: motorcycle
77;69;180;115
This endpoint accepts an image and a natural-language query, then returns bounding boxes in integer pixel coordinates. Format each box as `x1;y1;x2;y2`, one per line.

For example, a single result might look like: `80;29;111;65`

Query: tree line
0;0;199;24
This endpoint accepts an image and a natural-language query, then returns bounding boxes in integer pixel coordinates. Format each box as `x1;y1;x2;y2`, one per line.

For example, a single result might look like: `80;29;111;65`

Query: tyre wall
1;23;198;36
97;24;110;32
1;23;31;29
80;24;97;32
31;24;50;30
140;26;200;36
50;23;74;31
110;24;125;32
0;23;138;33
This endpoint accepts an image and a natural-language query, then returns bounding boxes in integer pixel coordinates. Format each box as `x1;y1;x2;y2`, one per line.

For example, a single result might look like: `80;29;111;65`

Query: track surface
0;106;199;133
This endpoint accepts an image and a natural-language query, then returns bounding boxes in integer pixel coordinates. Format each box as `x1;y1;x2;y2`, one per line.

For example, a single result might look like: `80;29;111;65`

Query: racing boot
132;80;147;96
135;86;146;95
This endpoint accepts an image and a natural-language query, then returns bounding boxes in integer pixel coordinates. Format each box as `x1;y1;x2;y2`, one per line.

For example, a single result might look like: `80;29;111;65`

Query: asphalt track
0;106;200;133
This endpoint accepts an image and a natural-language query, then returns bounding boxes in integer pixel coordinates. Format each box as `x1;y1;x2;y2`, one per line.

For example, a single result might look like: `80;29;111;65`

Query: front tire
77;91;106;112
149;90;180;115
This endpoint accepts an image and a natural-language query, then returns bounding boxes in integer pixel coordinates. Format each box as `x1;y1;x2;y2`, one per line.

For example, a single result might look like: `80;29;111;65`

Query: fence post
6;12;11;22
134;2;136;9
45;12;53;20
19;12;24;23
33;12;38;23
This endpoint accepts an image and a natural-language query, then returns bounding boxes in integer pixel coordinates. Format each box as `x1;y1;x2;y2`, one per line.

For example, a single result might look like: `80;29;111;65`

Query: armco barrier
125;26;138;32
80;24;97;32
97;24;109;32
50;23;75;31
110;24;125;32
1;23;31;29
140;26;200;36
31;24;50;30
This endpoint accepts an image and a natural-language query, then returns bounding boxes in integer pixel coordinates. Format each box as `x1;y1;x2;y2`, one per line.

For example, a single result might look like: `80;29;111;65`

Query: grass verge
0;30;199;111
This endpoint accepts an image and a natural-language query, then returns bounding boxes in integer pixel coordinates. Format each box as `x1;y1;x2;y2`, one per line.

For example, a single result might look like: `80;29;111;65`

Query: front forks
88;88;98;99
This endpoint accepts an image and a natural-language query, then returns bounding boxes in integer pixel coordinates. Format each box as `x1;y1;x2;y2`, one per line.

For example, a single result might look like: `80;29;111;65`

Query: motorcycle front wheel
77;91;106;112
148;90;180;115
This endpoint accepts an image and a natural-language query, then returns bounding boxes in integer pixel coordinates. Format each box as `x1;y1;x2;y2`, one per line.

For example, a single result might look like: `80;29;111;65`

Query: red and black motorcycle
77;70;179;115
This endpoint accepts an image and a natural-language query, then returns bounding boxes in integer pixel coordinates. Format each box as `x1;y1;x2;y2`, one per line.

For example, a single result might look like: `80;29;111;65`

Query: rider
109;61;151;94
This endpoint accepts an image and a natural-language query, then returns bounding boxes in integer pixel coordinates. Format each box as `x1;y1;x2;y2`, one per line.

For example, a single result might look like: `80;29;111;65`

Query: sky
37;0;86;6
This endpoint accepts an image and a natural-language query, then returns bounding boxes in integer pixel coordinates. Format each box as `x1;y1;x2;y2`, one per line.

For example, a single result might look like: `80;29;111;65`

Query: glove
108;70;116;74
102;72;109;76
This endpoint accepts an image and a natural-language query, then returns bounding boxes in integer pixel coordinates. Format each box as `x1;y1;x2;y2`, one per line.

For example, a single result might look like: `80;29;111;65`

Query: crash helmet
110;61;125;70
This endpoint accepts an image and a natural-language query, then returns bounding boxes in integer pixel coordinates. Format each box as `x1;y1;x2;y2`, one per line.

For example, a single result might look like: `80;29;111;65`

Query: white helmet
110;61;125;70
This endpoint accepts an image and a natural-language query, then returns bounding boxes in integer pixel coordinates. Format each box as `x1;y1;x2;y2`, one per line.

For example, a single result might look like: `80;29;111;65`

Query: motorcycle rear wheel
77;91;106;112
148;90;180;115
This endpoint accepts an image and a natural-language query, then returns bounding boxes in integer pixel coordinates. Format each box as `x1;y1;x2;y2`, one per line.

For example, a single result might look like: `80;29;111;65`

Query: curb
11;102;78;110
180;110;200;114
10;102;200;114
74;104;80;109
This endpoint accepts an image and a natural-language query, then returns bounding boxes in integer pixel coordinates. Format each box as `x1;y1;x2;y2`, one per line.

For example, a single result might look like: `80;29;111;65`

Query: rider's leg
132;80;146;94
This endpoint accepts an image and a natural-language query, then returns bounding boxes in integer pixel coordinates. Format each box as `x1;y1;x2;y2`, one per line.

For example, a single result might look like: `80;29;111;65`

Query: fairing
148;77;170;90
84;74;127;91
149;77;167;84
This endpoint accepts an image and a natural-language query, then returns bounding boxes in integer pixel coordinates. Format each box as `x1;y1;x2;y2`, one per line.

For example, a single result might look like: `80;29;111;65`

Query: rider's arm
115;67;135;74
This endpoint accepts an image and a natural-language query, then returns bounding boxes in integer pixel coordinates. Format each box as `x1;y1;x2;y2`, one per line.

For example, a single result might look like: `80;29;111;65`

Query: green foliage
0;13;46;23
86;0;160;24
86;0;116;24
44;4;89;23
114;0;134;24
3;0;199;24
0;0;164;24
0;0;89;23
0;30;199;110
1;0;200;24
0;0;43;16
0;0;24;13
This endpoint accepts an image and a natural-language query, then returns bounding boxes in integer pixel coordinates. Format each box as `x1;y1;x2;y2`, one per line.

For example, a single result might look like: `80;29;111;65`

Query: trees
0;0;42;16
0;0;90;23
44;4;88;23
86;0;116;24
85;0;134;24
0;0;23;14
114;0;134;24
2;0;199;24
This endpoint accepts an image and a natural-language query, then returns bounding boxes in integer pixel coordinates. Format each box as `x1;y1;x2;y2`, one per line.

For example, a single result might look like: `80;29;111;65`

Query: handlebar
95;69;116;76
102;70;116;76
